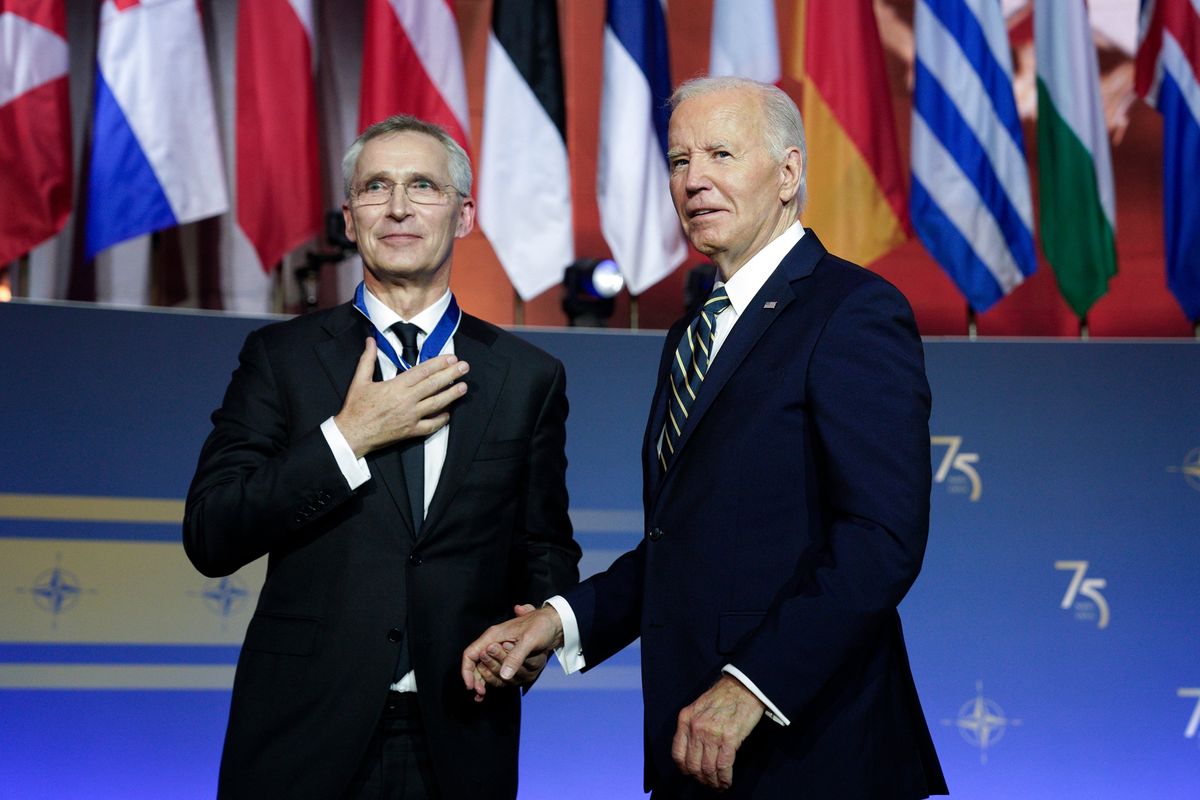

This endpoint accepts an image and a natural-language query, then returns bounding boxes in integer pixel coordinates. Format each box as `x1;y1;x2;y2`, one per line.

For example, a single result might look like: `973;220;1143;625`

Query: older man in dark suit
464;77;947;799
184;115;579;799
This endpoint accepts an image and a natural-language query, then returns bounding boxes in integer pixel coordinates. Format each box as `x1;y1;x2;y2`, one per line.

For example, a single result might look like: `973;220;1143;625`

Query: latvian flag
1136;0;1200;322
86;0;229;260
478;0;573;301
0;0;71;266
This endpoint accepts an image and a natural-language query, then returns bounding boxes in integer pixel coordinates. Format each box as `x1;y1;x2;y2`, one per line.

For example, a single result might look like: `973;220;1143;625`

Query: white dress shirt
547;222;805;726
320;287;455;692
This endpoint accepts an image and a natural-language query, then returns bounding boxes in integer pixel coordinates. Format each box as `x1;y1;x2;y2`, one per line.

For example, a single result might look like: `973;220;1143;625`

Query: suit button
408;554;422;566
387;628;403;643
319;491;332;503
648;527;664;541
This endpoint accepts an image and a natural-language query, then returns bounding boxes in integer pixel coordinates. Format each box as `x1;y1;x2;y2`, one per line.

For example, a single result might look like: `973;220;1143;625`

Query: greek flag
910;0;1035;312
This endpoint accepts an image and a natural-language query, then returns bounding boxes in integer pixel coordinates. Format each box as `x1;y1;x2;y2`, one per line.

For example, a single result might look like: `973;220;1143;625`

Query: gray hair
341;115;472;198
669;76;807;209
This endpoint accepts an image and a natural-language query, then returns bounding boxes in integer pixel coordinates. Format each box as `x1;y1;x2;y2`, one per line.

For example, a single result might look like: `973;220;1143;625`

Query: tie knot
704;286;731;317
392;322;422;365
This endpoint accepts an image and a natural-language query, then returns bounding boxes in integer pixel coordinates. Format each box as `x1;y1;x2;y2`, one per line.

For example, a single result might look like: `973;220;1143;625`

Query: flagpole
966;304;976;340
273;262;285;314
513;291;524;326
629;294;639;330
1079;315;1089;340
16;253;30;297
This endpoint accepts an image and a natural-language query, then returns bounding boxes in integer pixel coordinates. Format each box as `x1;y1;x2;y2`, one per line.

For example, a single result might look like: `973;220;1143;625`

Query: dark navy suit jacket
563;231;948;798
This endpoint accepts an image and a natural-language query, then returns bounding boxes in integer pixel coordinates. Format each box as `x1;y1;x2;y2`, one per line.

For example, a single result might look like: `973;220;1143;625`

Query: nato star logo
201;576;249;618
1167;447;1200;492
17;554;96;629
942;681;1022;764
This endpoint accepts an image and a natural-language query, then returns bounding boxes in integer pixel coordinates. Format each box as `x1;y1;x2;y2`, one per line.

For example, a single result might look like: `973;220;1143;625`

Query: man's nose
683;161;712;193
385;184;412;216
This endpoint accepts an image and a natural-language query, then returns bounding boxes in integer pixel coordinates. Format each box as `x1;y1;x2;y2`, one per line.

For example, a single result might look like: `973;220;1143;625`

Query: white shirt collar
717;222;804;316
362;287;452;338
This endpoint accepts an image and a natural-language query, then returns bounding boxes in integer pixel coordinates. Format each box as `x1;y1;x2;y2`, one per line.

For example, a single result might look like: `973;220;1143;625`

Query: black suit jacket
564;231;948;798
183;301;580;798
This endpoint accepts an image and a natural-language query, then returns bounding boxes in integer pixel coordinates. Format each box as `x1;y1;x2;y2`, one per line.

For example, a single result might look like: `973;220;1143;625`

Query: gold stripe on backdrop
0;493;184;524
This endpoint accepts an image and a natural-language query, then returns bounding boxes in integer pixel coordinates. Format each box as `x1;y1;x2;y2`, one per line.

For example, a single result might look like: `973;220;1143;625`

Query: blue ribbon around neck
353;281;462;372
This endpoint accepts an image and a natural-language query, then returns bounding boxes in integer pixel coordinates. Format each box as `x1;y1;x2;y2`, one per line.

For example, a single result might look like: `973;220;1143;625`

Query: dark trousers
344;691;439;799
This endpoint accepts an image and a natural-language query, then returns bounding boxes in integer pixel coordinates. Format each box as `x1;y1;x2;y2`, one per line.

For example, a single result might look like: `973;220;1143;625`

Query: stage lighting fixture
562;258;624;327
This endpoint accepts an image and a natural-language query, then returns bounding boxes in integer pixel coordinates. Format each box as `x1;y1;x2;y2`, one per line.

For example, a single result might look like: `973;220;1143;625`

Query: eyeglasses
350;177;461;207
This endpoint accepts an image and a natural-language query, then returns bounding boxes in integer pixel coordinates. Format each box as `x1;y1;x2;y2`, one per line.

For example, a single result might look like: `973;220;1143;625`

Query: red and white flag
0;0;71;266
236;0;321;272
358;0;470;149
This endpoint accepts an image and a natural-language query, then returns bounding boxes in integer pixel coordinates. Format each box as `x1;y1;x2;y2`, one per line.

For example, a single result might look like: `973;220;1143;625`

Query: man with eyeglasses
184;115;580;799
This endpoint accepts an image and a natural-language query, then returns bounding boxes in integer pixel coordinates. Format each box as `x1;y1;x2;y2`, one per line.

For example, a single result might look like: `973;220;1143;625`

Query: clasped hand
334;337;469;458
461;604;563;702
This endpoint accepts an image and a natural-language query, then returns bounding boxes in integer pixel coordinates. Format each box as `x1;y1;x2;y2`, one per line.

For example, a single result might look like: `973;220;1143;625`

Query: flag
791;0;910;266
359;0;470;150
236;0;321;273
1036;0;1117;319
478;0;573;301
598;0;685;295
709;0;779;84
1136;0;1200;322
0;0;71;266
86;0;229;261
910;0;1036;312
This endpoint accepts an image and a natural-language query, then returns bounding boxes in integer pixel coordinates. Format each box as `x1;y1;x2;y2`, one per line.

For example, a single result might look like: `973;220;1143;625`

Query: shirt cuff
320;417;371;490
722;664;790;726
544;595;586;674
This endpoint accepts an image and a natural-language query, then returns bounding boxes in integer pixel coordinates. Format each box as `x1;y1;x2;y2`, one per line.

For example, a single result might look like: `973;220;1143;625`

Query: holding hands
462;604;564;701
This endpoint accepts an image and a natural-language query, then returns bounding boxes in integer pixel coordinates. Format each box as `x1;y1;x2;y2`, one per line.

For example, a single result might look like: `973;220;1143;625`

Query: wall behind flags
9;0;1192;336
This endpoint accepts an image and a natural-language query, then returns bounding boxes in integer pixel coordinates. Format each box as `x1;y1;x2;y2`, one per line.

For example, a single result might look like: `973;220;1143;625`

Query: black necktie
392;322;424;534
392;322;422;683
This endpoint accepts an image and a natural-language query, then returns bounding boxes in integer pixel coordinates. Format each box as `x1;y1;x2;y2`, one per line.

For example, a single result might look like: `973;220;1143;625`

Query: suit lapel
653;231;827;500
421;315;506;541
314;302;420;537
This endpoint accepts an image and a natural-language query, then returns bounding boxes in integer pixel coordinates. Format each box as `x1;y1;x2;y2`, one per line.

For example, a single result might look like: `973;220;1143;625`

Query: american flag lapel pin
763;301;778;309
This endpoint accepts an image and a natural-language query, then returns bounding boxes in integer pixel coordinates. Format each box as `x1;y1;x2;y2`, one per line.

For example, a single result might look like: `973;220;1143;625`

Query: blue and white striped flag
910;0;1035;312
597;0;685;295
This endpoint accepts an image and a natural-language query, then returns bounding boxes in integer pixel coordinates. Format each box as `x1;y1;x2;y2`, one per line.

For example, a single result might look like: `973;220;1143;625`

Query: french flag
359;0;470;150
1136;0;1200;323
86;0;229;261
0;0;71;266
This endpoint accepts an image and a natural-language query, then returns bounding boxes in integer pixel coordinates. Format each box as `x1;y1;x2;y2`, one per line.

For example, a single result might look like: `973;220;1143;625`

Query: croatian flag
359;0;470;150
910;0;1036;312
597;0;685;295
0;0;71;266
86;0;229;261
1136;0;1200;322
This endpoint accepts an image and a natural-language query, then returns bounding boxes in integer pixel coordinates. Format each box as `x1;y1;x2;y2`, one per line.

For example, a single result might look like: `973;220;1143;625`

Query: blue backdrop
1;301;1197;797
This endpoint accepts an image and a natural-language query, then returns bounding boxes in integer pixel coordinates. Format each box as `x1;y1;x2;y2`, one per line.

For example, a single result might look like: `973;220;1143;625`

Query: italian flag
1035;0;1117;319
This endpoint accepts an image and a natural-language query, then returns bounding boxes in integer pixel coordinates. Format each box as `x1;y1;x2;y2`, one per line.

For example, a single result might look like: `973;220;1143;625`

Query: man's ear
455;196;476;239
342;202;358;245
778;147;803;204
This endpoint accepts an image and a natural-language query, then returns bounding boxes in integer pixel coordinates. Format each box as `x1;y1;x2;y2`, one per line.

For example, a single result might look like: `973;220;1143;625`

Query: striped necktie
658;287;731;471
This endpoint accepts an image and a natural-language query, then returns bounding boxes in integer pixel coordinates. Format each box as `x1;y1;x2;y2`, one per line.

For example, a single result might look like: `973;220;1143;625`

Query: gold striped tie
657;287;731;471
